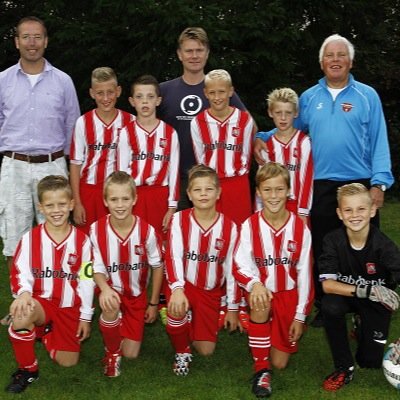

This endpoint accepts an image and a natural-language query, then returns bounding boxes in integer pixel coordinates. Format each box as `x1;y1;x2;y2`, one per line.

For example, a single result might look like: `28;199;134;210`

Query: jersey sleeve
90;224;110;277
10;235;34;297
222;223;239;310
318;232;341;282
294;226;314;322
190;116;205;164
69;116;86;165
165;213;186;291
76;237;95;321
167;128;180;208
116;126;132;173
145;224;163;268
233;219;261;292
297;134;314;216
240;112;254;175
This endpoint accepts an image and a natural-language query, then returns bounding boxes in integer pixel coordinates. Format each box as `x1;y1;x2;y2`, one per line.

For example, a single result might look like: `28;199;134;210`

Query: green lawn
1;201;400;399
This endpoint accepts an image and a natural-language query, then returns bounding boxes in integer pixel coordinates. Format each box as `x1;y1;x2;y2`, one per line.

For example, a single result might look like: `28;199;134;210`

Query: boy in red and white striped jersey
255;88;314;223
234;162;314;398
117;75;180;239
70;67;134;234
91;171;163;377
165;165;239;376
6;176;95;394
190;69;254;226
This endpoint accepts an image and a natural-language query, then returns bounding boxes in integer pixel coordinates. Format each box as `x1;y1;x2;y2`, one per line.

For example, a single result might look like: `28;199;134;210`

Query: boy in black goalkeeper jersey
319;183;400;392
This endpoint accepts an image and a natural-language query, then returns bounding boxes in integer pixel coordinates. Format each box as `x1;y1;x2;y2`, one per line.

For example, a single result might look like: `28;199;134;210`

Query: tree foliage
0;0;399;192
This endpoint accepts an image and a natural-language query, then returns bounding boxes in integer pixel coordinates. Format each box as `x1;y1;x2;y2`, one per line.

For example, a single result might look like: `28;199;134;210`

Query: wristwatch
372;184;387;192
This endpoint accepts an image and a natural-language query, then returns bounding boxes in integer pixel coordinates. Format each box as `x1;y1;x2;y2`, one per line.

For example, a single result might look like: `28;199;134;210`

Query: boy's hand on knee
10;292;35;320
249;282;272;311
168;288;189;318
99;287;121;313
76;320;91;342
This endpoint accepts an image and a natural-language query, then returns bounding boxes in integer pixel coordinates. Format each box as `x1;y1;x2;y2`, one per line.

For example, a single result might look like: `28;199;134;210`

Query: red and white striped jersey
165;209;239;309
258;130;313;215
11;224;94;321
191;107;254;178
70;109;134;185
117;119;180;208
233;211;314;321
91;215;163;298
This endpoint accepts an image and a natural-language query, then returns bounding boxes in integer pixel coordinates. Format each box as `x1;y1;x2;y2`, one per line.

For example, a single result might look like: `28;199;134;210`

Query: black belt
3;150;64;163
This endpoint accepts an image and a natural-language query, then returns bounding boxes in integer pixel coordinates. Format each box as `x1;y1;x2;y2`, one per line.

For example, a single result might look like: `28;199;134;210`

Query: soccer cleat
173;352;192;376
159;306;168;326
5;369;39;393
239;310;249;332
252;368;272;398
102;351;122;377
323;366;354;391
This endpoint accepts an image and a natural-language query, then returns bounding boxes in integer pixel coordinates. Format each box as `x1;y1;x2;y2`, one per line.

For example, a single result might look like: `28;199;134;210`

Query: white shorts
0;156;68;256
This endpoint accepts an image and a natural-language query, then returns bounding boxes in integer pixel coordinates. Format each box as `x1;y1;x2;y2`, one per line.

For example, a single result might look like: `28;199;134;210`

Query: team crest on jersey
159;138;167;148
341;102;354;112
135;245;145;255
215;239;225;250
287;240;297;253
67;253;78;265
293;147;299;158
231;127;240;137
366;262;376;275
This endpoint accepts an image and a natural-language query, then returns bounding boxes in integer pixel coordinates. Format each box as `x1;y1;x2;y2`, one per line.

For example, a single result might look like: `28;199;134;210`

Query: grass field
1;201;400;399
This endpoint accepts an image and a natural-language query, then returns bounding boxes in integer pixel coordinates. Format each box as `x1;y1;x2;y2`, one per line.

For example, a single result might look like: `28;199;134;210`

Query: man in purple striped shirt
0;16;80;271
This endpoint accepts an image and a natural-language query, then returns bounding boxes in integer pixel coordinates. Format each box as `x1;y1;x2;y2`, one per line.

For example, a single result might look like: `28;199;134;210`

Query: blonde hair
104;171;136;199
178;27;209;49
256;162;290;189
204;69;232;87
37;175;72;202
267;87;299;112
187;164;220;190
91;67;118;86
337;183;372;205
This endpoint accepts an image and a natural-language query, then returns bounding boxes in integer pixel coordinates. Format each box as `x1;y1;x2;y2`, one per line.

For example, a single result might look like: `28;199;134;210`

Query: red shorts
270;289;299;353
178;282;222;343
218;175;252;225
79;182;109;234
119;291;147;342
35;297;81;353
134;185;168;239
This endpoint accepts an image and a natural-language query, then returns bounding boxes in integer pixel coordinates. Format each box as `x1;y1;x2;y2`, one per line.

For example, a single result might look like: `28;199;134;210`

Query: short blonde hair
91;67;118;86
37;175;72;202
178;27;209;49
187;164;220;190
204;69;232;87
256;162;290;189
337;183;372;205
267;87;299;112
104;171;136;199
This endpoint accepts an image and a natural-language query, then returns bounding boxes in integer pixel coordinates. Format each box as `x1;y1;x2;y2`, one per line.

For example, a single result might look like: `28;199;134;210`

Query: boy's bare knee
56;358;78;368
271;359;288;370
123;351;139;360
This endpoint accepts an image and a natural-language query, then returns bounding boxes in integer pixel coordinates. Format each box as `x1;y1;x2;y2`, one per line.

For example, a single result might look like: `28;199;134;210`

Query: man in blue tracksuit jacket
254;34;394;326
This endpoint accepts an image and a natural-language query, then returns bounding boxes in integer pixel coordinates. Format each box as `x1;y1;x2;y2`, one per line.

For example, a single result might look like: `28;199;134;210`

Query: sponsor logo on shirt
132;151;170;162
255;255;298;268
88;142;118;150
337;272;385;286
185;250;225;264
203;141;243;152
180;95;203;116
32;267;78;281
106;261;149;273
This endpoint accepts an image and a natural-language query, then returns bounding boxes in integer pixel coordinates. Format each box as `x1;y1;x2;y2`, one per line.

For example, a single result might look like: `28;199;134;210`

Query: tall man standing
0;16;80;271
254;34;394;326
158;27;247;210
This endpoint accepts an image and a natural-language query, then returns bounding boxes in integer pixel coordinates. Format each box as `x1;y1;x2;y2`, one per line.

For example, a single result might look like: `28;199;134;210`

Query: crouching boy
6;175;95;394
319;183;400;391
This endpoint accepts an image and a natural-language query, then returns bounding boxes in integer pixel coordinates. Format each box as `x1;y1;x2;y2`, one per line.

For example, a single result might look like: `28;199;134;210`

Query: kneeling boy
6;175;95;393
319;183;400;391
